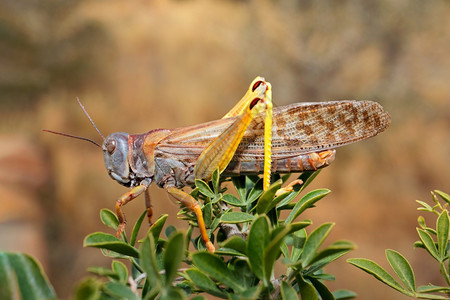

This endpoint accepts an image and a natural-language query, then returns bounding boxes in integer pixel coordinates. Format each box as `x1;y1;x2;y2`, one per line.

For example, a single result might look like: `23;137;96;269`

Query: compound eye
105;139;117;154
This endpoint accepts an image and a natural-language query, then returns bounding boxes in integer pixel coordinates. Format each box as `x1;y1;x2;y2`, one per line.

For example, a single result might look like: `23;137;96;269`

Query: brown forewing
155;100;390;163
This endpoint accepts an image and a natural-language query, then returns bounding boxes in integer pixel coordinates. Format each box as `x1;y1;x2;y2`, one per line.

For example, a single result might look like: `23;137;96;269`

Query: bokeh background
1;0;449;299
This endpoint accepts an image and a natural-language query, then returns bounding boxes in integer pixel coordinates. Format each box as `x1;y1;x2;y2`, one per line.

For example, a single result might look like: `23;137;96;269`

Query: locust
44;77;391;253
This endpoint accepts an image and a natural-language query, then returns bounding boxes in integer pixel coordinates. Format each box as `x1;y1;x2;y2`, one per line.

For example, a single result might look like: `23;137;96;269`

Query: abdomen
224;149;336;175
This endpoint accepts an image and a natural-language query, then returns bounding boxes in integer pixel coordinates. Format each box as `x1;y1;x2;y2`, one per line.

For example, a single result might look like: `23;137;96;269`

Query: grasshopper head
102;132;131;186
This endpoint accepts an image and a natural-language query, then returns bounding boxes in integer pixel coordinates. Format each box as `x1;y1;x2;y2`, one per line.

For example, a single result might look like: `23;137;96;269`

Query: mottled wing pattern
235;100;391;160
155;101;390;161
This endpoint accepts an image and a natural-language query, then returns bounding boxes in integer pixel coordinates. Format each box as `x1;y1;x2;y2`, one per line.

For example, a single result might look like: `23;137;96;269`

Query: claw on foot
116;223;126;238
275;179;303;197
205;241;215;253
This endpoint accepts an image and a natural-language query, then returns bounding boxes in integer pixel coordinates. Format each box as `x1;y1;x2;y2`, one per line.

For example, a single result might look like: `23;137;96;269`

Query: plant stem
131;257;144;273
439;261;450;286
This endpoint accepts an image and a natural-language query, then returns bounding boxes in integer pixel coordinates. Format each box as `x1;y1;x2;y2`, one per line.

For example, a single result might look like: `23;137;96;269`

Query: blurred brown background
0;0;449;299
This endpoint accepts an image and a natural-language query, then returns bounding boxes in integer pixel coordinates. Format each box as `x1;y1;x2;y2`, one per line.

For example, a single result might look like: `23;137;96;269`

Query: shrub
75;170;356;299
348;190;450;299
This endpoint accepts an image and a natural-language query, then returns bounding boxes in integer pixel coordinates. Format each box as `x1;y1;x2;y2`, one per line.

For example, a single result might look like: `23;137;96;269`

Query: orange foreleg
115;184;148;238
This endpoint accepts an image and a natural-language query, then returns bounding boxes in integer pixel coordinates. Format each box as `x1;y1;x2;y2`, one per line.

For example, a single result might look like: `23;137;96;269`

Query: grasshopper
45;77;391;253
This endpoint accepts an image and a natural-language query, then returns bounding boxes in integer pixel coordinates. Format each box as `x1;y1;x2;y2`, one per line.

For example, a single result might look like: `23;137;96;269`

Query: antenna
76;97;105;140
43;97;105;148
42;130;102;148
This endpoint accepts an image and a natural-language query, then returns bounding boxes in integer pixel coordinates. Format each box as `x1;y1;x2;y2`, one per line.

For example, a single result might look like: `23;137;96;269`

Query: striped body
225;150;336;176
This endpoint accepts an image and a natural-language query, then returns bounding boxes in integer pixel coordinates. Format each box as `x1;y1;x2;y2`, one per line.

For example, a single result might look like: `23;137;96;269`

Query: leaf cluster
75;170;356;299
348;190;450;299
2;172;447;299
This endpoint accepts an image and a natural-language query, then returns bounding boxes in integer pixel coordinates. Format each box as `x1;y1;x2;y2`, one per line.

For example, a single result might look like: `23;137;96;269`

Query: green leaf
112;260;128;284
418;216;427;229
425;227;438;236
309;277;334;300
212;169;220;194
264;225;291;286
211;193;223;204
347;258;410;295
0;252;56;300
221;211;254;223
219;236;247;255
104;281;139;300
73;277;103;300
229;259;255;290
281;280;298;300
196;179;215;198
159;286;187;300
281;242;290;258
414;294;449;299
100;249;129;259
333;289;357;299
209;215;222;232
416;200;433;212
270;192;293;210
140;234;162;291
148;214;168;241
435;190;450;205
232;176;247;203
385;249;415;292
130;210;147;246
84;232;139;258
247;215;270;281
312;273;335;281
254;179;283;214
214;248;244;256
163;232;185;286
413;241;425;249
288;221;312;234
100;209;119;229
301;223;334;268
185;269;226;298
203;202;212;228
221;194;245;207
437;210;449;259
311;240;355;262
307;240;355;272
297;170;321;191
297;275;318;300
281;173;291;182
165;225;177;238
191;252;244;293
417;284;450;293
87;266;117;278
285;189;331;224
278;171;321;208
291;229;307;262
232;286;262;299
246;178;264;205
417;228;440;261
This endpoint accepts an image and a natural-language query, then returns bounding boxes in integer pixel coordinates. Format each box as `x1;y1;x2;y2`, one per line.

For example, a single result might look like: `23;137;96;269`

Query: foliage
76;170;356;299
348;190;450;299
0;252;56;300
0;170;357;299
